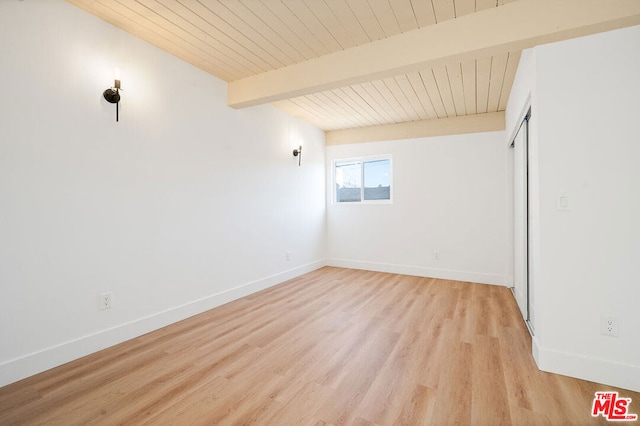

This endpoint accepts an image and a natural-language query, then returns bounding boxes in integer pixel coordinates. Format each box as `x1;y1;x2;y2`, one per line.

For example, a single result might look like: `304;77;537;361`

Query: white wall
326;132;509;286
507;25;640;392
0;0;326;386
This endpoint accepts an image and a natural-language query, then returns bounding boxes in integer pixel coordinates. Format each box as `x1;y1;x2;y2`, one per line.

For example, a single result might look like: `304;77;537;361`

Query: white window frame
332;155;393;204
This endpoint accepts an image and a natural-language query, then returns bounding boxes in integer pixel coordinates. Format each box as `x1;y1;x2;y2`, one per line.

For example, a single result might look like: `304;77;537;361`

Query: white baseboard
532;335;541;366
535;343;640;393
0;260;326;387
326;258;507;286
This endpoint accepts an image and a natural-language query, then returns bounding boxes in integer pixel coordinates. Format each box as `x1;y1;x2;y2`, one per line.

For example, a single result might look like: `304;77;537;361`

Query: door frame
510;107;533;333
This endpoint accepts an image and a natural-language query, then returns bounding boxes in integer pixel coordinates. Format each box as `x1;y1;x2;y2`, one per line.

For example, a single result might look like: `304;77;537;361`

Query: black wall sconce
293;145;302;166
103;78;121;122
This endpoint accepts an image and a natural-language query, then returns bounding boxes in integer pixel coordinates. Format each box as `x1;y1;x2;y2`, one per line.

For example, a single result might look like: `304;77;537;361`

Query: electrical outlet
286;252;291;261
99;292;112;310
600;316;619;337
433;250;440;261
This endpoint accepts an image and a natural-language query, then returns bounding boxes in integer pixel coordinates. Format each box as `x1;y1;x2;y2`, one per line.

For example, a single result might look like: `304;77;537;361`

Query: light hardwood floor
1;267;638;425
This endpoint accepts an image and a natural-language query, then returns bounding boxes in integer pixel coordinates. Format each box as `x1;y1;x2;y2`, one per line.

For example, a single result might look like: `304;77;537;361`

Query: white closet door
513;119;528;320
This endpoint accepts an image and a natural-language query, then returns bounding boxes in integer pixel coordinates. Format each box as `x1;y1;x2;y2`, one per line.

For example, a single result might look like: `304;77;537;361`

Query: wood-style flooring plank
1;267;638;425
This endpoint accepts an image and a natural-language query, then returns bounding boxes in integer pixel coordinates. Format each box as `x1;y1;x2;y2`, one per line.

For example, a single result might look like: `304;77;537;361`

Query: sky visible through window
364;159;390;188
336;159;390;189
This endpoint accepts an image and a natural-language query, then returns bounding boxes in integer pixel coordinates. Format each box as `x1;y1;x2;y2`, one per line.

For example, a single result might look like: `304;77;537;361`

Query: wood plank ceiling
65;0;640;141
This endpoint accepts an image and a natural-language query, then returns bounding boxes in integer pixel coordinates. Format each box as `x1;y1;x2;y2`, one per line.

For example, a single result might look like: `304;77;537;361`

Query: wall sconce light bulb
293;145;302;166
103;74;122;122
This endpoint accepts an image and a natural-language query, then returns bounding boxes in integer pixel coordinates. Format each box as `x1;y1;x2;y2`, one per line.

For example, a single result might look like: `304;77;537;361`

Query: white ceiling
66;0;640;142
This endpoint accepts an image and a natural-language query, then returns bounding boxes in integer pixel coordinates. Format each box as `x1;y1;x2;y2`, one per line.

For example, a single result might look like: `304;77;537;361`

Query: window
334;156;392;203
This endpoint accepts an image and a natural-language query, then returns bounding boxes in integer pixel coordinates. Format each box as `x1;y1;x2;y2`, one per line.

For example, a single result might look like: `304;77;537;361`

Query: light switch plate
556;193;571;211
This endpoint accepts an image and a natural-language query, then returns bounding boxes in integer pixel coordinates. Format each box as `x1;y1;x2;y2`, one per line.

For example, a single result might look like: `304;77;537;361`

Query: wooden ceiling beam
228;0;640;109
325;112;505;145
